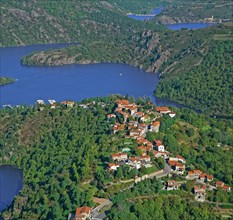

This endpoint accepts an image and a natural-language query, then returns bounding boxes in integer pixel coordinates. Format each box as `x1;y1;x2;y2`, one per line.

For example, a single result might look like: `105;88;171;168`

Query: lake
127;7;163;21
166;23;214;30
0;44;185;108
0;165;23;212
127;8;214;30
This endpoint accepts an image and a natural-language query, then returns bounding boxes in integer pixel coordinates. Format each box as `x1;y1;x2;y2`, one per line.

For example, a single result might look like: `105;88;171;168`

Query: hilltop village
34;98;231;220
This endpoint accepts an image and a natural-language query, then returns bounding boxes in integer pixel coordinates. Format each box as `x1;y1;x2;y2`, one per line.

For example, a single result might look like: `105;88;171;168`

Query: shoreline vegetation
0;77;15;86
20;23;233;117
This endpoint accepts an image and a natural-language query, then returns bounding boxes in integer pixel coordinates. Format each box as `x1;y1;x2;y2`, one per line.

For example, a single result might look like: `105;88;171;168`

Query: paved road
91;199;112;220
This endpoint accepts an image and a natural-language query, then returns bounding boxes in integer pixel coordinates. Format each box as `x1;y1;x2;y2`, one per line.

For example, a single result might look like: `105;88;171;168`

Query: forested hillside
155;36;233;116
0;96;233;219
0;0;163;47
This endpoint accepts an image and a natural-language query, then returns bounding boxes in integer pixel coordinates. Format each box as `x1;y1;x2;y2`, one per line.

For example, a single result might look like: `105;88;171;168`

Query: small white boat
48;99;56;104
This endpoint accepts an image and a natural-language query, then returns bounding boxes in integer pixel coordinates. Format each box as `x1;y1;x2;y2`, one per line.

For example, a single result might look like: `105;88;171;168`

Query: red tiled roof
193;170;202;174
200;173;206;178
176;163;185;168
216;181;224;186
75;206;91;216
155;140;163;146
112;153;127;157
222;185;231;190
116;100;129;105
130;157;138;162
156;106;171;112
168;161;177;166
152;121;160;127
206;175;213;180
109;163;119;168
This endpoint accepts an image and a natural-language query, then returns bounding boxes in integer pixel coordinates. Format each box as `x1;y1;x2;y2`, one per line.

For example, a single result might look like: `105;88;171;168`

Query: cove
0;44;185;108
0;165;23;212
127;7;163;21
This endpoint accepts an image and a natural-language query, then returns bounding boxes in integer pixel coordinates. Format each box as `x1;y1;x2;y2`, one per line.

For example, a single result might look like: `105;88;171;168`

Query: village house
128;157;141;169
206;175;214;182
187;171;195;179
222;185;231;192
194;185;207;194
166;180;180;190
61;101;75;107
150;121;160;133
215;181;231;191
133;111;144;118
168;112;176;118
112;153;128;161
109;163;120;171
74;206;91;220
139;155;151;163
153;150;169;159
154;140;165;152
128;121;138;128
215;181;224;188
194;185;206;202
186;170;202;179
140;114;150;123
129;129;140;137
115;99;130;108
169;155;186;164
199;173;207;181
113;123;125;134
137;137;153;148
128;106;138;115
168;160;185;175
193;170;203;178
156;106;171;114
107;114;116;119
50;104;56;109
137;146;152;154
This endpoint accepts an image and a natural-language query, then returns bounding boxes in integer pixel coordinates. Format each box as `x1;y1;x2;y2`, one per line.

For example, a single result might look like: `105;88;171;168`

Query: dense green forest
155;40;233;116
0;0;163;47
1;0;232;47
0;77;15;86
0;96;232;219
108;195;219;220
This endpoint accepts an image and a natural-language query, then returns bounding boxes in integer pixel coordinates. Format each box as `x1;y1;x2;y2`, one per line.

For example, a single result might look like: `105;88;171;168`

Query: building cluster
36;99;75;110
186;169;231;201
108;100;177;172
167;155;186;175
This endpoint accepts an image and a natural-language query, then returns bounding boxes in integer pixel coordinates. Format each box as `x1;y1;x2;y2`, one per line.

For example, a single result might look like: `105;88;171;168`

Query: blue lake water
0;165;23;212
166;23;214;30
127;7;163;21
127;7;214;30
0;44;185;108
